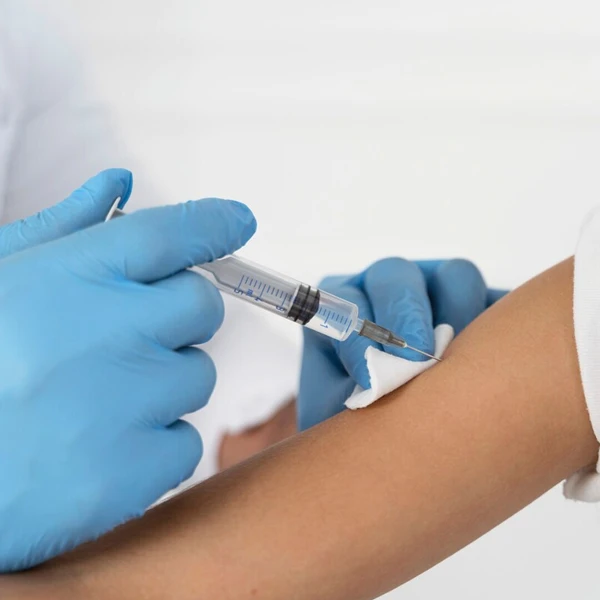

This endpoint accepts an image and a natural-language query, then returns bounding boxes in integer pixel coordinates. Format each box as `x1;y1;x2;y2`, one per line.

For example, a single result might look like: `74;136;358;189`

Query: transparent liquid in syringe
197;256;297;316
197;256;360;342
303;289;359;342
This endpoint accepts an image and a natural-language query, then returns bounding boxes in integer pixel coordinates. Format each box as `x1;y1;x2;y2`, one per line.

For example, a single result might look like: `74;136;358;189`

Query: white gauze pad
345;324;454;410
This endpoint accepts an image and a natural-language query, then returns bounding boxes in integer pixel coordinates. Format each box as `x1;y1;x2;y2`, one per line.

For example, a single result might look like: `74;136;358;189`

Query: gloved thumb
0;168;133;259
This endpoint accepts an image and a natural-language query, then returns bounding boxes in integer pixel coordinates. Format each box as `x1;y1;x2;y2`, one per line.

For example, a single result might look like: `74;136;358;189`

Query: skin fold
1;257;597;600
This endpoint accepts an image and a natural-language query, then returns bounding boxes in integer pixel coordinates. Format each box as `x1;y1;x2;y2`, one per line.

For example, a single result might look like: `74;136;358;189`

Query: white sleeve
564;207;600;501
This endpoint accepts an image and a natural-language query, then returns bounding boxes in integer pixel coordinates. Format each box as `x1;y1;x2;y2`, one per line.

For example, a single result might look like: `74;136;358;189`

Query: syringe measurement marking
232;275;289;312
343;318;352;335
277;292;291;312
232;272;353;327
234;275;245;294
316;305;350;330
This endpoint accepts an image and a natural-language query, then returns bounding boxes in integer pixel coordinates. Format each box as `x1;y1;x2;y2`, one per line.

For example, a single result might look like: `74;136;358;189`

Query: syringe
197;255;439;360
106;202;440;361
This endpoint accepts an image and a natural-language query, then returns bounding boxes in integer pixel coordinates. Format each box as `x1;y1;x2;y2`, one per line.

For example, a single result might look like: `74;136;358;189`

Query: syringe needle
386;332;441;362
358;320;442;362
401;343;442;363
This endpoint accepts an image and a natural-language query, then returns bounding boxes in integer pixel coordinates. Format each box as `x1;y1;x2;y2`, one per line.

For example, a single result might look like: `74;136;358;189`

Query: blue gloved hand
0;177;256;572
298;258;506;430
0;168;133;257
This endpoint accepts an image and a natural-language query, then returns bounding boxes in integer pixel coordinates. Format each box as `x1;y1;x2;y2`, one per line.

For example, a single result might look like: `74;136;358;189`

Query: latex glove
0;168;133;257
0;186;256;572
298;258;506;430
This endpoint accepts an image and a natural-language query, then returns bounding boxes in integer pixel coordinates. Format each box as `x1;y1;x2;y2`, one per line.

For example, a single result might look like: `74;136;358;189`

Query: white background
44;1;600;597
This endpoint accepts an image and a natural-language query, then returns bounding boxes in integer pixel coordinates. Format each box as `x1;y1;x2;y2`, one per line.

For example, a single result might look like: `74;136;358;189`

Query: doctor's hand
0;168;134;257
0;186;256;572
297;258;506;430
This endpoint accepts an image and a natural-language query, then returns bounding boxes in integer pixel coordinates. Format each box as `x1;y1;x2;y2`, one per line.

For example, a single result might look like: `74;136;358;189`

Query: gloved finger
70;198;256;284
147;270;224;349
362;257;434;361
424;259;487;334
162;420;203;487
320;275;381;390
141;347;217;426
297;329;357;430
417;260;509;322
415;259;444;280
0;169;133;259
487;288;509;306
138;421;203;507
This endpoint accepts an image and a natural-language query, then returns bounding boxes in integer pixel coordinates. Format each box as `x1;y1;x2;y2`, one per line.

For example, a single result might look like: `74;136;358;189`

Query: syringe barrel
196;256;300;317
303;289;358;341
196;256;359;342
104;206;360;342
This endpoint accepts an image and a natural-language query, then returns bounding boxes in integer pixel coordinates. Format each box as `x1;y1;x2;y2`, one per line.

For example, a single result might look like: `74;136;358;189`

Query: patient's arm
3;258;597;600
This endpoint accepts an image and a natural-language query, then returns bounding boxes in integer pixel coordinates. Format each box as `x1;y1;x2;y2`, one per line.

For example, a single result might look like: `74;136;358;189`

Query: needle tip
404;344;442;363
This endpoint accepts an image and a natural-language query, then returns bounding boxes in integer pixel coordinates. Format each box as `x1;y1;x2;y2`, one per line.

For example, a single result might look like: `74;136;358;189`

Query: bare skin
1;258;597;599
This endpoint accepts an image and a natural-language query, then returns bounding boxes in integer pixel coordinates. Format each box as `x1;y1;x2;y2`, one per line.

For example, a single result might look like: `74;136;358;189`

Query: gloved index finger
362;257;434;361
66;198;257;284
416;259;508;333
487;288;509;306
